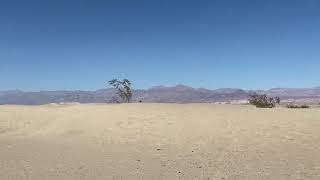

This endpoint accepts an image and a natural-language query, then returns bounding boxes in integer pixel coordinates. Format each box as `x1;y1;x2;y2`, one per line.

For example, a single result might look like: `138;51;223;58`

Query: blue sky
1;0;319;91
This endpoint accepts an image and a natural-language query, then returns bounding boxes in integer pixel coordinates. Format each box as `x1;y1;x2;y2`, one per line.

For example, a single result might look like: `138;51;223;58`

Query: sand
0;103;320;180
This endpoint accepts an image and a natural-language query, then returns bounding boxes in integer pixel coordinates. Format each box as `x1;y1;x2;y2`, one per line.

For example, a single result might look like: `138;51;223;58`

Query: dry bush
286;104;310;108
248;94;278;108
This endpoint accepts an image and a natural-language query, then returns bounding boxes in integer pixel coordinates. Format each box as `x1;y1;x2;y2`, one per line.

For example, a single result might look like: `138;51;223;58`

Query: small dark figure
276;97;281;105
139;100;142;103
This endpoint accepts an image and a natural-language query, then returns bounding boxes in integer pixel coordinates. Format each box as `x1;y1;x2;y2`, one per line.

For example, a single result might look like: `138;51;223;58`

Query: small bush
286;104;310;108
248;94;277;108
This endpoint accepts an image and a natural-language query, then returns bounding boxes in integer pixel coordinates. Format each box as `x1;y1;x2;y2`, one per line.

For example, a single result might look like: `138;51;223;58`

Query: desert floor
0;104;320;180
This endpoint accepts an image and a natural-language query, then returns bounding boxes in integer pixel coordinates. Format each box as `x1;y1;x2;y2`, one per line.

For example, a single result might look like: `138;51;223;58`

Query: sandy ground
0;104;320;180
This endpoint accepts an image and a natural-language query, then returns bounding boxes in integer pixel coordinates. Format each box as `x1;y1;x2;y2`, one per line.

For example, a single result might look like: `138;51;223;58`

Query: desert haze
1;103;320;179
1;85;320;105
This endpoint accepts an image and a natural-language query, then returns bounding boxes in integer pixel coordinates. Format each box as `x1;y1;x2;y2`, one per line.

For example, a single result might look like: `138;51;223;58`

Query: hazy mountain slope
266;87;320;97
0;85;320;105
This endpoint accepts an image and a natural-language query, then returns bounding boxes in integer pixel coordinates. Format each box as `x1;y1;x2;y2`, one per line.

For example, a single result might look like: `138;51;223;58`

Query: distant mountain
265;87;320;97
0;85;320;105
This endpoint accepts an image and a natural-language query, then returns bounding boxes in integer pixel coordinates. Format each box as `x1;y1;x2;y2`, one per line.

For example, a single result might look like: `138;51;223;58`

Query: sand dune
0;104;320;179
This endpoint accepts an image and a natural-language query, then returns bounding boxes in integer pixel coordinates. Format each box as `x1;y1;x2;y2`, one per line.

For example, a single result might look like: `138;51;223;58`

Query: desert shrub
248;93;277;108
286;104;310;108
301;105;310;108
108;79;132;103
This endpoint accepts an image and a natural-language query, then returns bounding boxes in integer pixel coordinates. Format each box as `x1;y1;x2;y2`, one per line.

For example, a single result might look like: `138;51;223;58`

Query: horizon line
1;84;319;93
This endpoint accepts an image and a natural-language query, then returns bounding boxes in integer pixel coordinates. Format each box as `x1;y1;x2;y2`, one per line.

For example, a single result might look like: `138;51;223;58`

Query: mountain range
1;85;320;105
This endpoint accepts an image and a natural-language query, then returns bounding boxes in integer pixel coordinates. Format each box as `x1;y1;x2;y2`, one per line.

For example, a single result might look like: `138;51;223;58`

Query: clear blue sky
1;0;319;91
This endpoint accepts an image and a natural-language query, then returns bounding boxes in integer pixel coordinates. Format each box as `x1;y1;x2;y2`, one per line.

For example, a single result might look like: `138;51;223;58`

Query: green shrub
108;79;132;103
